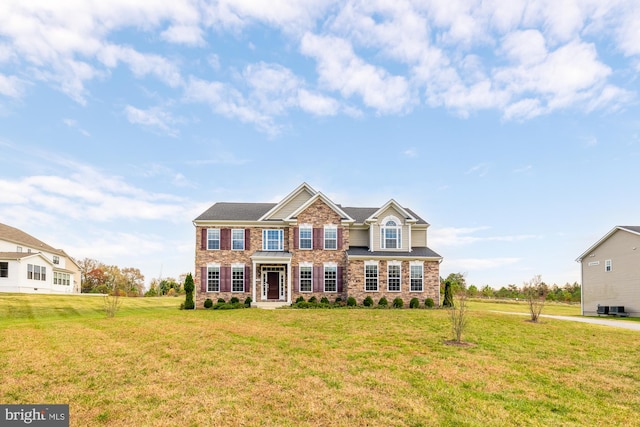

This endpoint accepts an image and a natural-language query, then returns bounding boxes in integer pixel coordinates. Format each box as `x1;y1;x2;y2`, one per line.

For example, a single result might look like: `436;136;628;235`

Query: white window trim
299;224;313;250
387;261;402;293
324;225;338;250
323;262;338;293
299;263;313;293
231;229;245;251
605;259;612;272
410;261;424;292
207;263;221;292
380;216;402;249
207;228;220;251
231;263;245;293
364;260;379;292
262;229;284;251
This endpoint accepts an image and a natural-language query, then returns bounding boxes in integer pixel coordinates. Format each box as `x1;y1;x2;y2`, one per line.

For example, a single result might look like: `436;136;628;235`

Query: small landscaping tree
183;273;195;310
523;274;547;322
443;280;454;307
448;291;469;344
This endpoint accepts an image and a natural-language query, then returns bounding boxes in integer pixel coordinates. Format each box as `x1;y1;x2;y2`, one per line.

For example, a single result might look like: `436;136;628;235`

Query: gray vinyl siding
581;229;640;316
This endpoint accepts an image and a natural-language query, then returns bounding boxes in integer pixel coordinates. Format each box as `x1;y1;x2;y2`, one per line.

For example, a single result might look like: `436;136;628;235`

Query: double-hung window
0;262;8;278
232;229;245;250
410;264;423;292
27;264;33;279
381;219;401;249
207;266;220;292
324;265;337;292
263;229;284;251
388;263;401;292
207;229;220;250
365;262;378;291
34;265;41;281
299;226;312;250
324;226;337;250
232;266;244;292
53;255;60;265
605;259;612;272
300;266;312;292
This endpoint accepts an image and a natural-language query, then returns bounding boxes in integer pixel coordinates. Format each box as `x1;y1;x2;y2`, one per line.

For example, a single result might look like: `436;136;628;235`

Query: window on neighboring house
232;266;244;292
0;262;8;278
207;229;220;250
410;264;423;292
299;227;312;249
54;272;70;285
27;264;33;279
381;219;402;249
207;266;220;292
605;259;612;272
232;229;245;250
388;264;401;292
365;263;378;291
324;266;337;292
324;226;337;250
263;229;284;251
34;265;41;281
300;266;312;292
53;255;60;265
16;246;22;253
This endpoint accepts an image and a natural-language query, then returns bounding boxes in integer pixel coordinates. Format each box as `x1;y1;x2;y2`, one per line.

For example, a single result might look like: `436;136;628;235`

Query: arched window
381;217;401;249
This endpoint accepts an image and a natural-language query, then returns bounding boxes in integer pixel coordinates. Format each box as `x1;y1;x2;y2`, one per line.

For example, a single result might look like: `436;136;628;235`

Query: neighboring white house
576;226;640;317
0;222;81;294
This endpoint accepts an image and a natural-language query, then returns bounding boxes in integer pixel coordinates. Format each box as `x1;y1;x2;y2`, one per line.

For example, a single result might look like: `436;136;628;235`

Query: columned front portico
251;251;292;307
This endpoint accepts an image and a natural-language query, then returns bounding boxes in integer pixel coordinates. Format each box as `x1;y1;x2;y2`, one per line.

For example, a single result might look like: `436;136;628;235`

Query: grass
1;294;639;426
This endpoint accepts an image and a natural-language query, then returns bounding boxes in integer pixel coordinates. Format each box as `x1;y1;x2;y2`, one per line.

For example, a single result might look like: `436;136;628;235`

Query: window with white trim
263;229;284;251
410;264;424;292
232;229;245;250
0;262;8;278
232;266;244;292
54;272;70;285
605;259;612;272
207;229;220;250
299;226;312;250
16;246;22;253
207;266;220;292
324;226;337;250
53;255;60;265
381;218;402;249
388;263;401;292
28;264;46;281
324;265;337;292
365;262;378;291
27;264;33;279
299;266;312;292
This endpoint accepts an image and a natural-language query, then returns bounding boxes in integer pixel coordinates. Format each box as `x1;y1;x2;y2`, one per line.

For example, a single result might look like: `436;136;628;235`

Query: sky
1;0;639;289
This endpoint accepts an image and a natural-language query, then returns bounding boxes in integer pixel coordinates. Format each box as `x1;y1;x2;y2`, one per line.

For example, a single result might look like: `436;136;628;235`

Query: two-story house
0;222;81;294
193;183;442;308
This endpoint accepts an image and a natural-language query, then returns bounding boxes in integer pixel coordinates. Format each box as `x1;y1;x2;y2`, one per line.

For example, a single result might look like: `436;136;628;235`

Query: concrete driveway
492;311;640;331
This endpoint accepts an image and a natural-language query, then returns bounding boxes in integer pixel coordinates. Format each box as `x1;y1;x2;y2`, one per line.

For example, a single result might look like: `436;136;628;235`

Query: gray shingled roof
620;226;640;234
195;202;428;224
347;246;441;258
0;252;37;260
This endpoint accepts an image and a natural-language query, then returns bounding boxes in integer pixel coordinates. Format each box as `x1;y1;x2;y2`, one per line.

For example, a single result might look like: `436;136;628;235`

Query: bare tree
523;274;547;322
449;291;470;343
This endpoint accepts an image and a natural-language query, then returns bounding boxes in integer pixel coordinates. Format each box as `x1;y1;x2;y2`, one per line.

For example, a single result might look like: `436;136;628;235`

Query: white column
252;260;257;303
286;261;292;304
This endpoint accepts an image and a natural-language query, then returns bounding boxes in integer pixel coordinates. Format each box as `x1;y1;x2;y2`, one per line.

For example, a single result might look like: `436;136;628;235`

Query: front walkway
492;311;640;331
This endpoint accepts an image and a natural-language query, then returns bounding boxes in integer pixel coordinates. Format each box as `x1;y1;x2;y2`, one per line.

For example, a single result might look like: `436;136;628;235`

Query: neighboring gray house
576;226;640;317
0;222;81;294
193;183;442;308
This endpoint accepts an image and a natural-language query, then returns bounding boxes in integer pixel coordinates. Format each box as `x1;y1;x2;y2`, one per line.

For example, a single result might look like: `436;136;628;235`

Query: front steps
253;301;289;309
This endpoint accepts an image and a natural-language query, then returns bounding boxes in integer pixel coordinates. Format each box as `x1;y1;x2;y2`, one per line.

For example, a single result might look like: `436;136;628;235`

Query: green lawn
1;294;639;426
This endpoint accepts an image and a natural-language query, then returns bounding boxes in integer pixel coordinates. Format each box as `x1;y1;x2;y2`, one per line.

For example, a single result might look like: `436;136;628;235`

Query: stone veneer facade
194;187;441;308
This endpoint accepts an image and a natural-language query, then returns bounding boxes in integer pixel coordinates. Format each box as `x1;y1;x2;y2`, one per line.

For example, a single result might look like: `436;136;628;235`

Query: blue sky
1;1;639;288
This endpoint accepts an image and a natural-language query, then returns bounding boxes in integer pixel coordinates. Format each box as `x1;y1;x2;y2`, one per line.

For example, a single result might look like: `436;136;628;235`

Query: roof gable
286;192;355;223
576;225;640;262
0;223;63;255
259;182;317;221
365;199;422;225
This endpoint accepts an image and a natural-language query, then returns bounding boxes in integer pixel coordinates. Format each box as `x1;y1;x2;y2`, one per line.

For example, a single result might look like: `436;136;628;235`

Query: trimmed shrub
392;297;404;308
229;297;240;304
335;297;342;304
347;296;357;307
425;298;435;308
308;296;318;303
320;296;330;304
212;302;245;310
409;298;420;309
183;273;195;310
378;297;388;307
295;296;305;303
204;298;213;309
244;297;252;307
217;298;226;303
363;296;374;307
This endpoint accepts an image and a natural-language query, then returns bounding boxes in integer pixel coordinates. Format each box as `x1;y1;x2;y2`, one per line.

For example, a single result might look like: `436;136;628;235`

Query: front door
267;272;279;299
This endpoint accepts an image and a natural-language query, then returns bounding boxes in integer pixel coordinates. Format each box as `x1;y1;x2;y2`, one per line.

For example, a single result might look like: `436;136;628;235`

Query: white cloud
403;148;418;157
465;163;490;177
0;73;26;98
443;257;521;271
63;118;91;137
513;165;533;173
430;226;539;247
124;105;179;137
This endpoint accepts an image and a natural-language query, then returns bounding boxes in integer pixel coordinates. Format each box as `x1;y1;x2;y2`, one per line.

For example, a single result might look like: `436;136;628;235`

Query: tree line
75;258;145;296
440;273;581;303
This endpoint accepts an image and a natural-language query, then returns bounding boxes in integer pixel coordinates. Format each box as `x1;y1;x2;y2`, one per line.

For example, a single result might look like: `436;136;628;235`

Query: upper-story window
232;229;245;250
605;259;612;272
207;229;220;250
299;226;312;250
381;218;402;249
53;255;60;265
324;226;337;250
16;246;22;253
263;229;284;251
